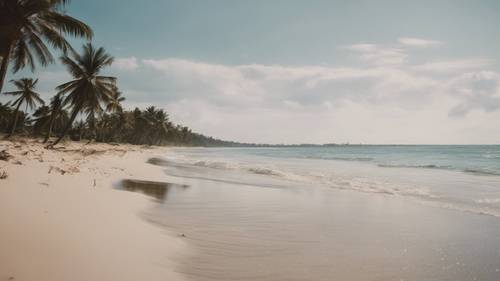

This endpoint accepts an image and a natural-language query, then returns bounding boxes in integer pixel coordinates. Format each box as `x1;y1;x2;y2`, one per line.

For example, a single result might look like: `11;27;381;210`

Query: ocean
131;145;500;280
162;145;500;218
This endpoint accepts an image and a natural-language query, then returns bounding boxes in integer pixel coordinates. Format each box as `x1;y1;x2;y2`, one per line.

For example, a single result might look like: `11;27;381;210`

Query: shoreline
0;139;188;281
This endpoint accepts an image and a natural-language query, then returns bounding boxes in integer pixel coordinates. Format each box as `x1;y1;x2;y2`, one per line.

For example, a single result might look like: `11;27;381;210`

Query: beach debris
93;179;97;187
0;150;12;161
0;171;7;179
48;166;66;175
67;166;80;173
179;233;186;237
81;148;105;156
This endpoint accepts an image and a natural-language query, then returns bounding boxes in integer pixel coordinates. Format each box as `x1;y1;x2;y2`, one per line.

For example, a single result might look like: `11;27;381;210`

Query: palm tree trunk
51;108;79;147
0;43;13;94
6;100;23;138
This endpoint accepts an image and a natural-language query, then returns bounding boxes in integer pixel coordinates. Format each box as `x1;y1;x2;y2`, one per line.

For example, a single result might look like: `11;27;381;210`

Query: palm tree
106;90;125;113
142;106;169;145
3;78;44;138
42;93;63;142
0;102;13;133
51;43;116;146
32;104;50;133
0;0;93;92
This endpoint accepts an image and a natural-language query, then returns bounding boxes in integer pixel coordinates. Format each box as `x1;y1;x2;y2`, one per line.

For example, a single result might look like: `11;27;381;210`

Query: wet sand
142;159;500;281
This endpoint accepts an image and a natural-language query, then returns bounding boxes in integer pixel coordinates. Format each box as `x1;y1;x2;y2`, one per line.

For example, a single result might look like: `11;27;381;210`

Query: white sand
0;138;188;281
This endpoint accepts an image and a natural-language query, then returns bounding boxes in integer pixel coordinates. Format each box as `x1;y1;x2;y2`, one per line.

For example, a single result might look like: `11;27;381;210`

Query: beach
0;139;188;281
1;142;500;281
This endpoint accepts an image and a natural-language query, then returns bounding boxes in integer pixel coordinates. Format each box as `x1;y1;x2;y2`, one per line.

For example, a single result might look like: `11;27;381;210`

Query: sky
4;0;500;144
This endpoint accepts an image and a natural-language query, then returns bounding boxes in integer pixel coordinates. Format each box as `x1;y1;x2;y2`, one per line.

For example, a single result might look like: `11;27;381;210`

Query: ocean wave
152;155;500;219
157;157;441;200
306;156;374;162
474;198;500;204
193;160;236;170
463;169;500;176
378;163;452;170
378;163;500;176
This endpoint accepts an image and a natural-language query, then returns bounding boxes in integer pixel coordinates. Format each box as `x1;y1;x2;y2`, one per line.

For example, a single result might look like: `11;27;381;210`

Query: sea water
162;145;500;218
133;146;500;280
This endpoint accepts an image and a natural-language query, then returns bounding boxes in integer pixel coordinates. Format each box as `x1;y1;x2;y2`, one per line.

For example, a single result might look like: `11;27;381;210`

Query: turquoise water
207;145;500;176
165;145;500;218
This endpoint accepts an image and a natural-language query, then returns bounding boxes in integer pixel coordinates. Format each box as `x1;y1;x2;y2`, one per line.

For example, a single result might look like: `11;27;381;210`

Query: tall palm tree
0;0;93;92
3;78;44;137
51;43;116;146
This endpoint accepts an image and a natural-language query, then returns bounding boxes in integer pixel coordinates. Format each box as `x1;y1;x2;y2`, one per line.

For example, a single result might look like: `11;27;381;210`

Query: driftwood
0;150;12;161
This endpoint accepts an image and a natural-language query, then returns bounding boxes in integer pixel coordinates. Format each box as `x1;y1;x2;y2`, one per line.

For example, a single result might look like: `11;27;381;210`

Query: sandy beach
1;141;500;281
0;139;188;281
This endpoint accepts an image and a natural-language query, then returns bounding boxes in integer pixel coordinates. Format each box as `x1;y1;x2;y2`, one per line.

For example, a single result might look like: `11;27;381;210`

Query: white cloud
413;59;491;73
137;54;499;143
446;71;500;117
344;44;407;66
114;57;139;71
343;44;377;52
398;37;442;47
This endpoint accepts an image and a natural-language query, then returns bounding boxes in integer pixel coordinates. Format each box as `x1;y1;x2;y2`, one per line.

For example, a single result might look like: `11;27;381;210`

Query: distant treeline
0;102;248;147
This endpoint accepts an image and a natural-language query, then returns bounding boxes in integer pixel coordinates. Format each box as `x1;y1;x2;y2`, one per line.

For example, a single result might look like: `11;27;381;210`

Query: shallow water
136;149;500;281
162;147;500;218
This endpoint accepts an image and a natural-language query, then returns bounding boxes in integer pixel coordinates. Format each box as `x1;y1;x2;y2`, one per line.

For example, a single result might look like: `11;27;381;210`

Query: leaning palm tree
0;0;93;92
3;78;44;138
50;43;116;146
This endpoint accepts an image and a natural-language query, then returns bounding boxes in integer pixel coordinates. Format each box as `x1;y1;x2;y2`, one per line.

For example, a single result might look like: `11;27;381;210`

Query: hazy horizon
3;0;500;144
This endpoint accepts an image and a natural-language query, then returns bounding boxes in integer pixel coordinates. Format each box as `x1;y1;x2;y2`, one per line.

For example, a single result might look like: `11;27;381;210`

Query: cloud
398;37;442;47
344;44;407;66
447;71;500;117
23;38;496;144
136;55;500;143
413;59;491;73
114;57;139;71
343;44;377;52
